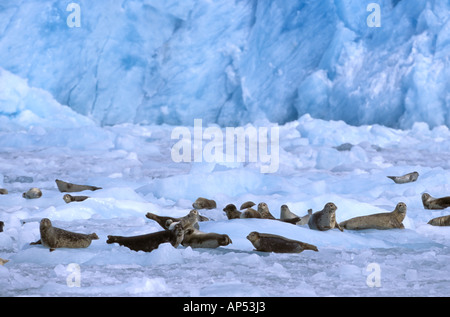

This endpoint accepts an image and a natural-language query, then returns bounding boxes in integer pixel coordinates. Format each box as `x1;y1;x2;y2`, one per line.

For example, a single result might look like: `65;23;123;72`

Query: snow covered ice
1;0;450;297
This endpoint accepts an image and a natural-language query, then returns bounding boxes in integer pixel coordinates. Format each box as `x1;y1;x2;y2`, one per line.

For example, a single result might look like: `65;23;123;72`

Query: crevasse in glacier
0;0;448;128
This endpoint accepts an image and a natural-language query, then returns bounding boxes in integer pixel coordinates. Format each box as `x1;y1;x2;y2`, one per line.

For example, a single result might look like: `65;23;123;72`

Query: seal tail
302;242;319;252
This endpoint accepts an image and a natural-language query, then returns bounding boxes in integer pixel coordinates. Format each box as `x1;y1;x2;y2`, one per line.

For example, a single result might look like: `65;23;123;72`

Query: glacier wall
0;0;449;128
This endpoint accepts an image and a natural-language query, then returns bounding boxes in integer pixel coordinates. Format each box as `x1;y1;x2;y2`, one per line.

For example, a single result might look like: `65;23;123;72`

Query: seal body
240;208;261;219
428;215;450;226
106;223;185;252
31;218;99;252
280;205;312;225
22;188;42;199
246;232;318;253
240;201;256;210
308;203;343;231
422;193;450;210
0;189;8;195
146;210;203;230
387;171;419;184
339;202;407;230
182;228;232;248
223;204;242;219
257;202;276;220
63;194;89;203
55;179;102;193
192;197;217;210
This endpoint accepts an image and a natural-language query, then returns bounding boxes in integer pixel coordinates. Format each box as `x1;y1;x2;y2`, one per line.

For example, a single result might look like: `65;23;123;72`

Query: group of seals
109;208;232;252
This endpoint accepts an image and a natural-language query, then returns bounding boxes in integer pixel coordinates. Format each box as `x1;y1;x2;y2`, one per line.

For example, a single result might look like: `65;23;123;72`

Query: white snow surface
1;69;450;297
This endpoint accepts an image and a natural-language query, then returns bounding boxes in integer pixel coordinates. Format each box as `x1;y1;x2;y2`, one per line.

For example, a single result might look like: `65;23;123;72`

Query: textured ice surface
0;0;449;128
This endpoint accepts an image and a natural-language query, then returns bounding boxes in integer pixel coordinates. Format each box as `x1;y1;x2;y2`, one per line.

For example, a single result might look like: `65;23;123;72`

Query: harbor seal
339;202;407;230
0;258;8;265
0;221;3;232
308;202;343;231
0;189;8;195
22;188;42;199
240;207;261;219
280;205;312;225
223;204;242;219
428;215;450;226
63;194;89;203
422;193;450;210
257;203;276;220
106;223;185;252
145;209;205;230
30;218;99;252
182;228;232;248
387;171;419;184
246;232;318;253
240;201;256;210
192;197;217;210
55;179;102;193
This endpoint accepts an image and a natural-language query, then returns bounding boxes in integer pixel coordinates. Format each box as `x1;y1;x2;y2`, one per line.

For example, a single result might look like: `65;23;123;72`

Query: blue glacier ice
0;0;449;128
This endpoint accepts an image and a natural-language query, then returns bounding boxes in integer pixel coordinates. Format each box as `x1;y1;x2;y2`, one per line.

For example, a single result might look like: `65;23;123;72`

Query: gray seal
339;202;407;230
246;232;318;253
308;202;343;231
257;202;276;220
146;209;205;230
182;228;232;248
428;215;450;226
106;223;185;252
63;194;89;203
223;204;242;220
422;193;450;210
30;218;99;252
280;205;312;225
55;179;102;193
240;207;261;219
22;188;42;199
240;201;256;210
387;171;419;184
192;197;217;210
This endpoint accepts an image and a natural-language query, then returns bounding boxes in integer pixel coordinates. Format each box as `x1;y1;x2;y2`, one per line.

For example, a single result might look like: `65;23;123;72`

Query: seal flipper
30;239;42;245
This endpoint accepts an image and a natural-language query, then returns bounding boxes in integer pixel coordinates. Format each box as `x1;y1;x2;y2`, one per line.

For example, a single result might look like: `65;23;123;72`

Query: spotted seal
30;218;99;252
246;232;318;253
339;202;407;230
192;197;217;210
22;188;42;199
182;228;232;248
106;223;185;252
428;215;450;226
422;193;450;210
223;204;242;220
308;202;343;231
145;209;205;230
387;171;419;184
63;194;89;203
55;179;102;193
280;205;312;225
